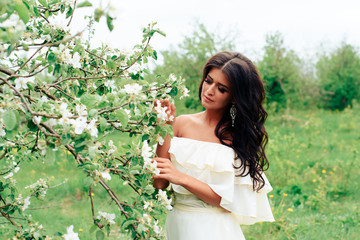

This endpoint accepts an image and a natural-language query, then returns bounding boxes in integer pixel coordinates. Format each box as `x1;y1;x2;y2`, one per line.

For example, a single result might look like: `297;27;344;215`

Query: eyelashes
204;78;228;93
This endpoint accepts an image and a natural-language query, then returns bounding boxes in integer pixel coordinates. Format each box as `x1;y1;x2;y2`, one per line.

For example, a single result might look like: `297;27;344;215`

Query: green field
11;106;360;239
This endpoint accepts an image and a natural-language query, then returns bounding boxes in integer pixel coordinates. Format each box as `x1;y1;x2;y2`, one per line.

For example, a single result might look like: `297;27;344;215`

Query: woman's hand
154;99;176;125
152;157;185;185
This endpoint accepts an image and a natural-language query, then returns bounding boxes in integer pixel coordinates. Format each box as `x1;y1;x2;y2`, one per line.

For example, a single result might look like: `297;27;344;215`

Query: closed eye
218;87;227;93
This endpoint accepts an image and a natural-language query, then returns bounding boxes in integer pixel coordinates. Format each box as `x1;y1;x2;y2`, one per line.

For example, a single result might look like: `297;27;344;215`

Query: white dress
165;137;275;240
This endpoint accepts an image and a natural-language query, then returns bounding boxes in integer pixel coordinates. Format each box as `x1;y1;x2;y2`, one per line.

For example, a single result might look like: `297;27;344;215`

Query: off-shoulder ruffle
169;137;275;225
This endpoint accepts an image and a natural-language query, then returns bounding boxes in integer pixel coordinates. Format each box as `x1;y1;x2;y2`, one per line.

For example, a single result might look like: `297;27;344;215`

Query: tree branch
67;0;77;27
0;210;18;227
0;66;14;76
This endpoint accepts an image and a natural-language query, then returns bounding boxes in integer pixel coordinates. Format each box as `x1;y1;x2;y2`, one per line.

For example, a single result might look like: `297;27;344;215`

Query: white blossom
157;135;164;146
153;220;161;234
143;213;152;224
41;96;49;103
104;80;117;90
86;118;98;137
122;83;142;95
97;211;116;225
14;76;34;90
100;170;111;181
59;103;73;120
33;116;42;124
0;122;5;137
63;225;79;240
154;100;168;121
157;189;173;210
143;158;160;175
180;86;190;100
71;117;87;135
169;73;177;82
75;104;87;117
21;196;31;211
0;14;21;28
3;172;13;179
37;139;47;155
70;52;81;68
143;200;154;211
108;140;117;155
48;15;70;32
141;141;153;161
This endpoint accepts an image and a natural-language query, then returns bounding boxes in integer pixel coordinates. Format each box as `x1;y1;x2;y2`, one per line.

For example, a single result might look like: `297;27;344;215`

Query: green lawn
9;107;360;239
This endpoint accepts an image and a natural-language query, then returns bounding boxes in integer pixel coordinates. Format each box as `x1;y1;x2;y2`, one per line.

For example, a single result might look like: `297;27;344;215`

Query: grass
6;106;360;239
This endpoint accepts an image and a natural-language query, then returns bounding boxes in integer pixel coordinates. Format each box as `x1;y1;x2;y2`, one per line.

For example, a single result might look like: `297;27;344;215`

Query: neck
202;108;225;127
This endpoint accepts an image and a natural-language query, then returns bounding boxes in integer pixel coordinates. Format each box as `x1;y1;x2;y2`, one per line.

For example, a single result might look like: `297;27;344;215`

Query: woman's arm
152;134;171;189
153;157;225;209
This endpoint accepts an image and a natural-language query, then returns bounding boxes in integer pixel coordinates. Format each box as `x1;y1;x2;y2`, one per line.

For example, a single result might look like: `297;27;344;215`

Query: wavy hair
198;51;269;191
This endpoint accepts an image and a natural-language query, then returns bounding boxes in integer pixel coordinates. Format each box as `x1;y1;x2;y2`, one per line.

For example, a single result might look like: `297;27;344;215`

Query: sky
72;0;360;62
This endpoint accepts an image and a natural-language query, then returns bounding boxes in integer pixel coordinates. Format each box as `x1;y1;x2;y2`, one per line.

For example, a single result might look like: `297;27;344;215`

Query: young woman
152;51;274;240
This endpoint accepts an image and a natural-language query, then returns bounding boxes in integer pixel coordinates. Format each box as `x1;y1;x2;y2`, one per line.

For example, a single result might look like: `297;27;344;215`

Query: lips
203;95;214;102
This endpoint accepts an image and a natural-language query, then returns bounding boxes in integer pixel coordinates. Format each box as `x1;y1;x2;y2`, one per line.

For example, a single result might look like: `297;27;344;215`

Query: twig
89;187;104;229
48;75;109;87
67;0;77;27
0;210;18;227
85;49;108;62
13;46;44;75
0;151;7;160
53;85;75;100
28;63;42;74
1;78;34;115
39;12;50;23
0;66;14;76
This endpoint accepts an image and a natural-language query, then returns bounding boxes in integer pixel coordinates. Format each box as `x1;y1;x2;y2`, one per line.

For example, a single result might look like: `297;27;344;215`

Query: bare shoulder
173;112;204;137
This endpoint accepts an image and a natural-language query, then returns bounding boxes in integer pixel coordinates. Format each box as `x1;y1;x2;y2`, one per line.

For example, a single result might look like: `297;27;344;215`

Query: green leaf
94;8;104;22
33;6;39;17
142;134;149;142
47;52;56;64
3;110;17;131
99;117;107;131
144;185;155;195
121;218;136;229
77;1;92;8
152;50;157;60
80;94;97;107
7;45;16;57
15;1;30;24
96;230;105;240
38;0;48;8
169;87;178;97
115;109;129;127
61;133;71;145
66;6;73;19
106;14;114;32
89;224;97;233
155;29;166;37
60;4;65;13
83;176;94;188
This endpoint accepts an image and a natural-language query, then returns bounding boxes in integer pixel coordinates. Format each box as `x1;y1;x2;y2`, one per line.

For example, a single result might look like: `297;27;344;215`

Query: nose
206;84;215;96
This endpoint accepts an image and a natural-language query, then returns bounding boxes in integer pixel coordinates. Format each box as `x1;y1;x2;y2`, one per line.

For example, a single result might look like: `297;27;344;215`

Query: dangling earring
230;104;237;127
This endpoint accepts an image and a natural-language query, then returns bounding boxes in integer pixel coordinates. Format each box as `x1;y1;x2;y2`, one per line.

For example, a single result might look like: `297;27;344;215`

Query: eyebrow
207;74;230;90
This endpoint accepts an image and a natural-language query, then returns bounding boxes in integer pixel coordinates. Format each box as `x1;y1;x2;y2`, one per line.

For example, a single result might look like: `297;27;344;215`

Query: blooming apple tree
0;0;187;239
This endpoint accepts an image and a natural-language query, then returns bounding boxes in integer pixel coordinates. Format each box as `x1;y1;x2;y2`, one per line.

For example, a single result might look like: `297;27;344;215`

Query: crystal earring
230;104;237;127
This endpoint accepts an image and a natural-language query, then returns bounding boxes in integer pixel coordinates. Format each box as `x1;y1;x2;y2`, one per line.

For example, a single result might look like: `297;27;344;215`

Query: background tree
257;32;303;110
316;42;360;110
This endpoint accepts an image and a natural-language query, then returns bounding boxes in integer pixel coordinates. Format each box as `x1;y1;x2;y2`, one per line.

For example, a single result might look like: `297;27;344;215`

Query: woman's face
201;68;233;110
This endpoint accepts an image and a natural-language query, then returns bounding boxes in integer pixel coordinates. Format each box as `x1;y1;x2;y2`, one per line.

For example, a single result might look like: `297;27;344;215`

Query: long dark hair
198;51;269;191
